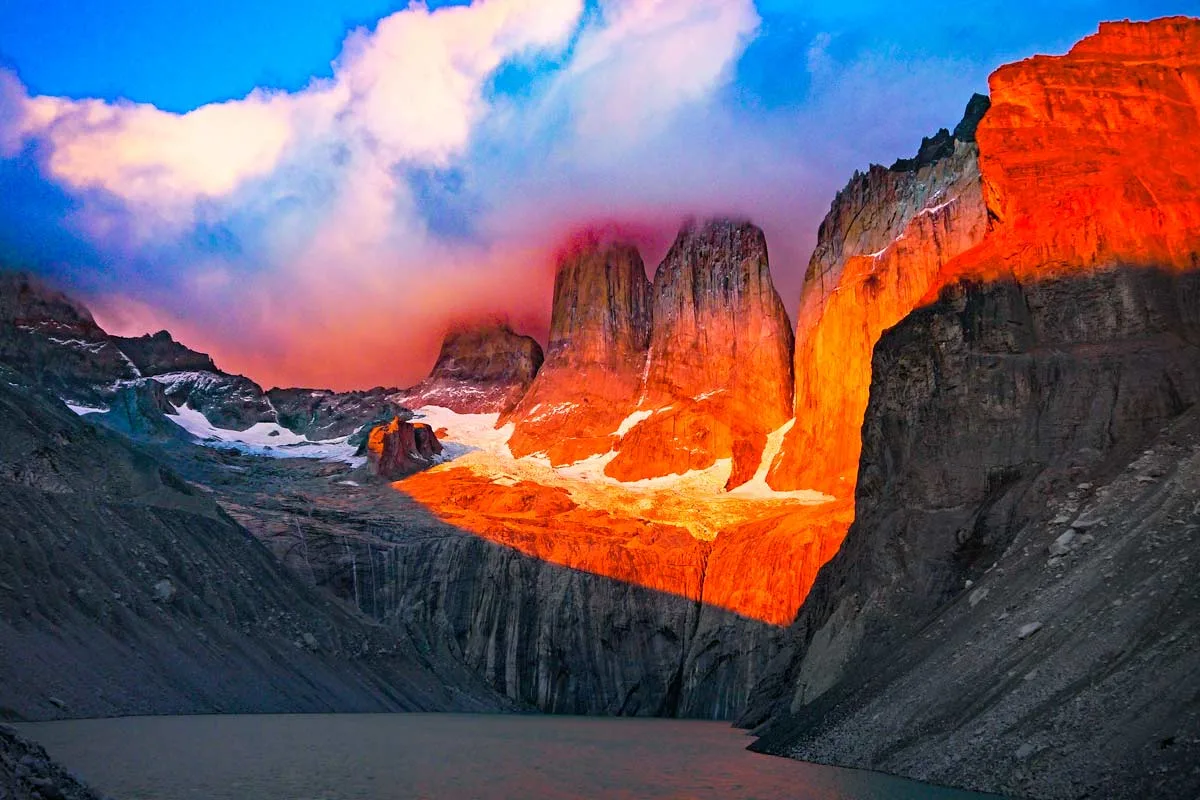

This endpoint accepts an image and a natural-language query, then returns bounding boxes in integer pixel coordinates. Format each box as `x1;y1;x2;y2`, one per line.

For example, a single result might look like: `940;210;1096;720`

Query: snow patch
727;419;835;502
166;404;364;466
615;409;654;437
65;402;106;416
408;405;514;459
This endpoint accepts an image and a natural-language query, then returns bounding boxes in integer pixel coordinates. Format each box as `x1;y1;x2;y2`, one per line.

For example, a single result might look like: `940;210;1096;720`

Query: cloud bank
0;0;1177;389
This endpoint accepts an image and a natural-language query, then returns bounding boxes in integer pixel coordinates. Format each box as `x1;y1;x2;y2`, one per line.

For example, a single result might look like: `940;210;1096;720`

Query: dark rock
111;330;218;376
0;378;512;719
91;381;191;442
0;725;103;800
268;387;410;442
745;267;1200;799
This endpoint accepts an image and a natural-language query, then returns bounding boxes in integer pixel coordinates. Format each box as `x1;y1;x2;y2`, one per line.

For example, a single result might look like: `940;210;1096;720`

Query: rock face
607;221;794;490
0;724;104;800
768;97;990;496
505;234;653;465
93;380;191;442
0;272;140;406
365;417;443;479
112;330;219;376
0;373;511;720
397;322;544;415
747;269;1200;799
954;17;1200;282
505;221;795;490
268;387;410;441
747;18;1200;799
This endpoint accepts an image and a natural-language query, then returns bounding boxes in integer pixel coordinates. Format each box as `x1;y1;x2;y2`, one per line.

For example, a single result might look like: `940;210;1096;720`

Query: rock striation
396;322;544;415
767;97;990;496
607;221;795;490
505;233;653;465
748;268;1200;799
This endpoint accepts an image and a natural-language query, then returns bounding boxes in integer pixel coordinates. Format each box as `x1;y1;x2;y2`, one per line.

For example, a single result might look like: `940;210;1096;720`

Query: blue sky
0;0;1193;388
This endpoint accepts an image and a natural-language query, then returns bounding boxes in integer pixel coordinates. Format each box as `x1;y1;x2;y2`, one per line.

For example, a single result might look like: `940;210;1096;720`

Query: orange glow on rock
770;16;1200;498
398;465;851;625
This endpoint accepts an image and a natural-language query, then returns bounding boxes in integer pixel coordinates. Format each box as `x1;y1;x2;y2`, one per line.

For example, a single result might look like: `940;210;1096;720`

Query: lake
17;714;1001;799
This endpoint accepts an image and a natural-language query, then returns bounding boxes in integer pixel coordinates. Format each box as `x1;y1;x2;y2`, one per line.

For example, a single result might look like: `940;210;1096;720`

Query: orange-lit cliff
769;17;1200;496
504;235;653;465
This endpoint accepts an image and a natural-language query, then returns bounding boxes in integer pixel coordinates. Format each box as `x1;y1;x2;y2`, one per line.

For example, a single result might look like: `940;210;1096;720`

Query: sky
0;0;1193;390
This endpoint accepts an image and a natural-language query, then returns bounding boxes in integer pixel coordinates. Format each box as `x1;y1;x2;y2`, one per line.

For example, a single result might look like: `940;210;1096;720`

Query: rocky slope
0;724;105;800
0;272;422;446
607;221;795;490
267;386;409;441
395;322;544;415
767;96;990;496
0;371;510;720
0;272;140;408
111;330;218;376
505;234;653;465
745;17;1200;799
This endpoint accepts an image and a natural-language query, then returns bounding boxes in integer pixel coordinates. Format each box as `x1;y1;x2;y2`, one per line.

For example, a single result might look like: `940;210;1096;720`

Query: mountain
744;17;1200;799
111;329;219;376
767;96;990;496
0;369;509;720
395;321;544;415
505;233;653;465
607;220;795;491
504;220;794;490
0;273;427;452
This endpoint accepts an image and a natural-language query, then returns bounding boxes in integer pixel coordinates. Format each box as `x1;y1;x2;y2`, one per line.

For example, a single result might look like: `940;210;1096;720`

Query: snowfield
166;404;365;466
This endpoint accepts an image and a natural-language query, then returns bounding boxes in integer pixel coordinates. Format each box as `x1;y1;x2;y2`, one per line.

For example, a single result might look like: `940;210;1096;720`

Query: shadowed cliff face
747;268;1200;798
0;374;512;722
770;17;1200;500
746;17;1200;799
505;237;653;465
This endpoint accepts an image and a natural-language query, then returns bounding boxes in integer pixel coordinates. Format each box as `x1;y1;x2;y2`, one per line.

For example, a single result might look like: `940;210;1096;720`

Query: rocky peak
546;232;653;367
395;321;544;415
640;219;792;413
605;219;795;489
504;233;653;464
112;330;220;376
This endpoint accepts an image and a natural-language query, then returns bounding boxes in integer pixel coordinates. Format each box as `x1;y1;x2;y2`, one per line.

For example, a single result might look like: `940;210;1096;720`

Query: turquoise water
19;714;1001;800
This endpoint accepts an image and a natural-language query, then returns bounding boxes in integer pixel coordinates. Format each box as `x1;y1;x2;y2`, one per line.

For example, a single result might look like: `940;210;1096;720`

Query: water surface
18;714;999;800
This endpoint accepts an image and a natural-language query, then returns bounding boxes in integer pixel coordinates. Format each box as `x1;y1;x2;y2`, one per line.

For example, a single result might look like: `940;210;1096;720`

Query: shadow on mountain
0;374;513;722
